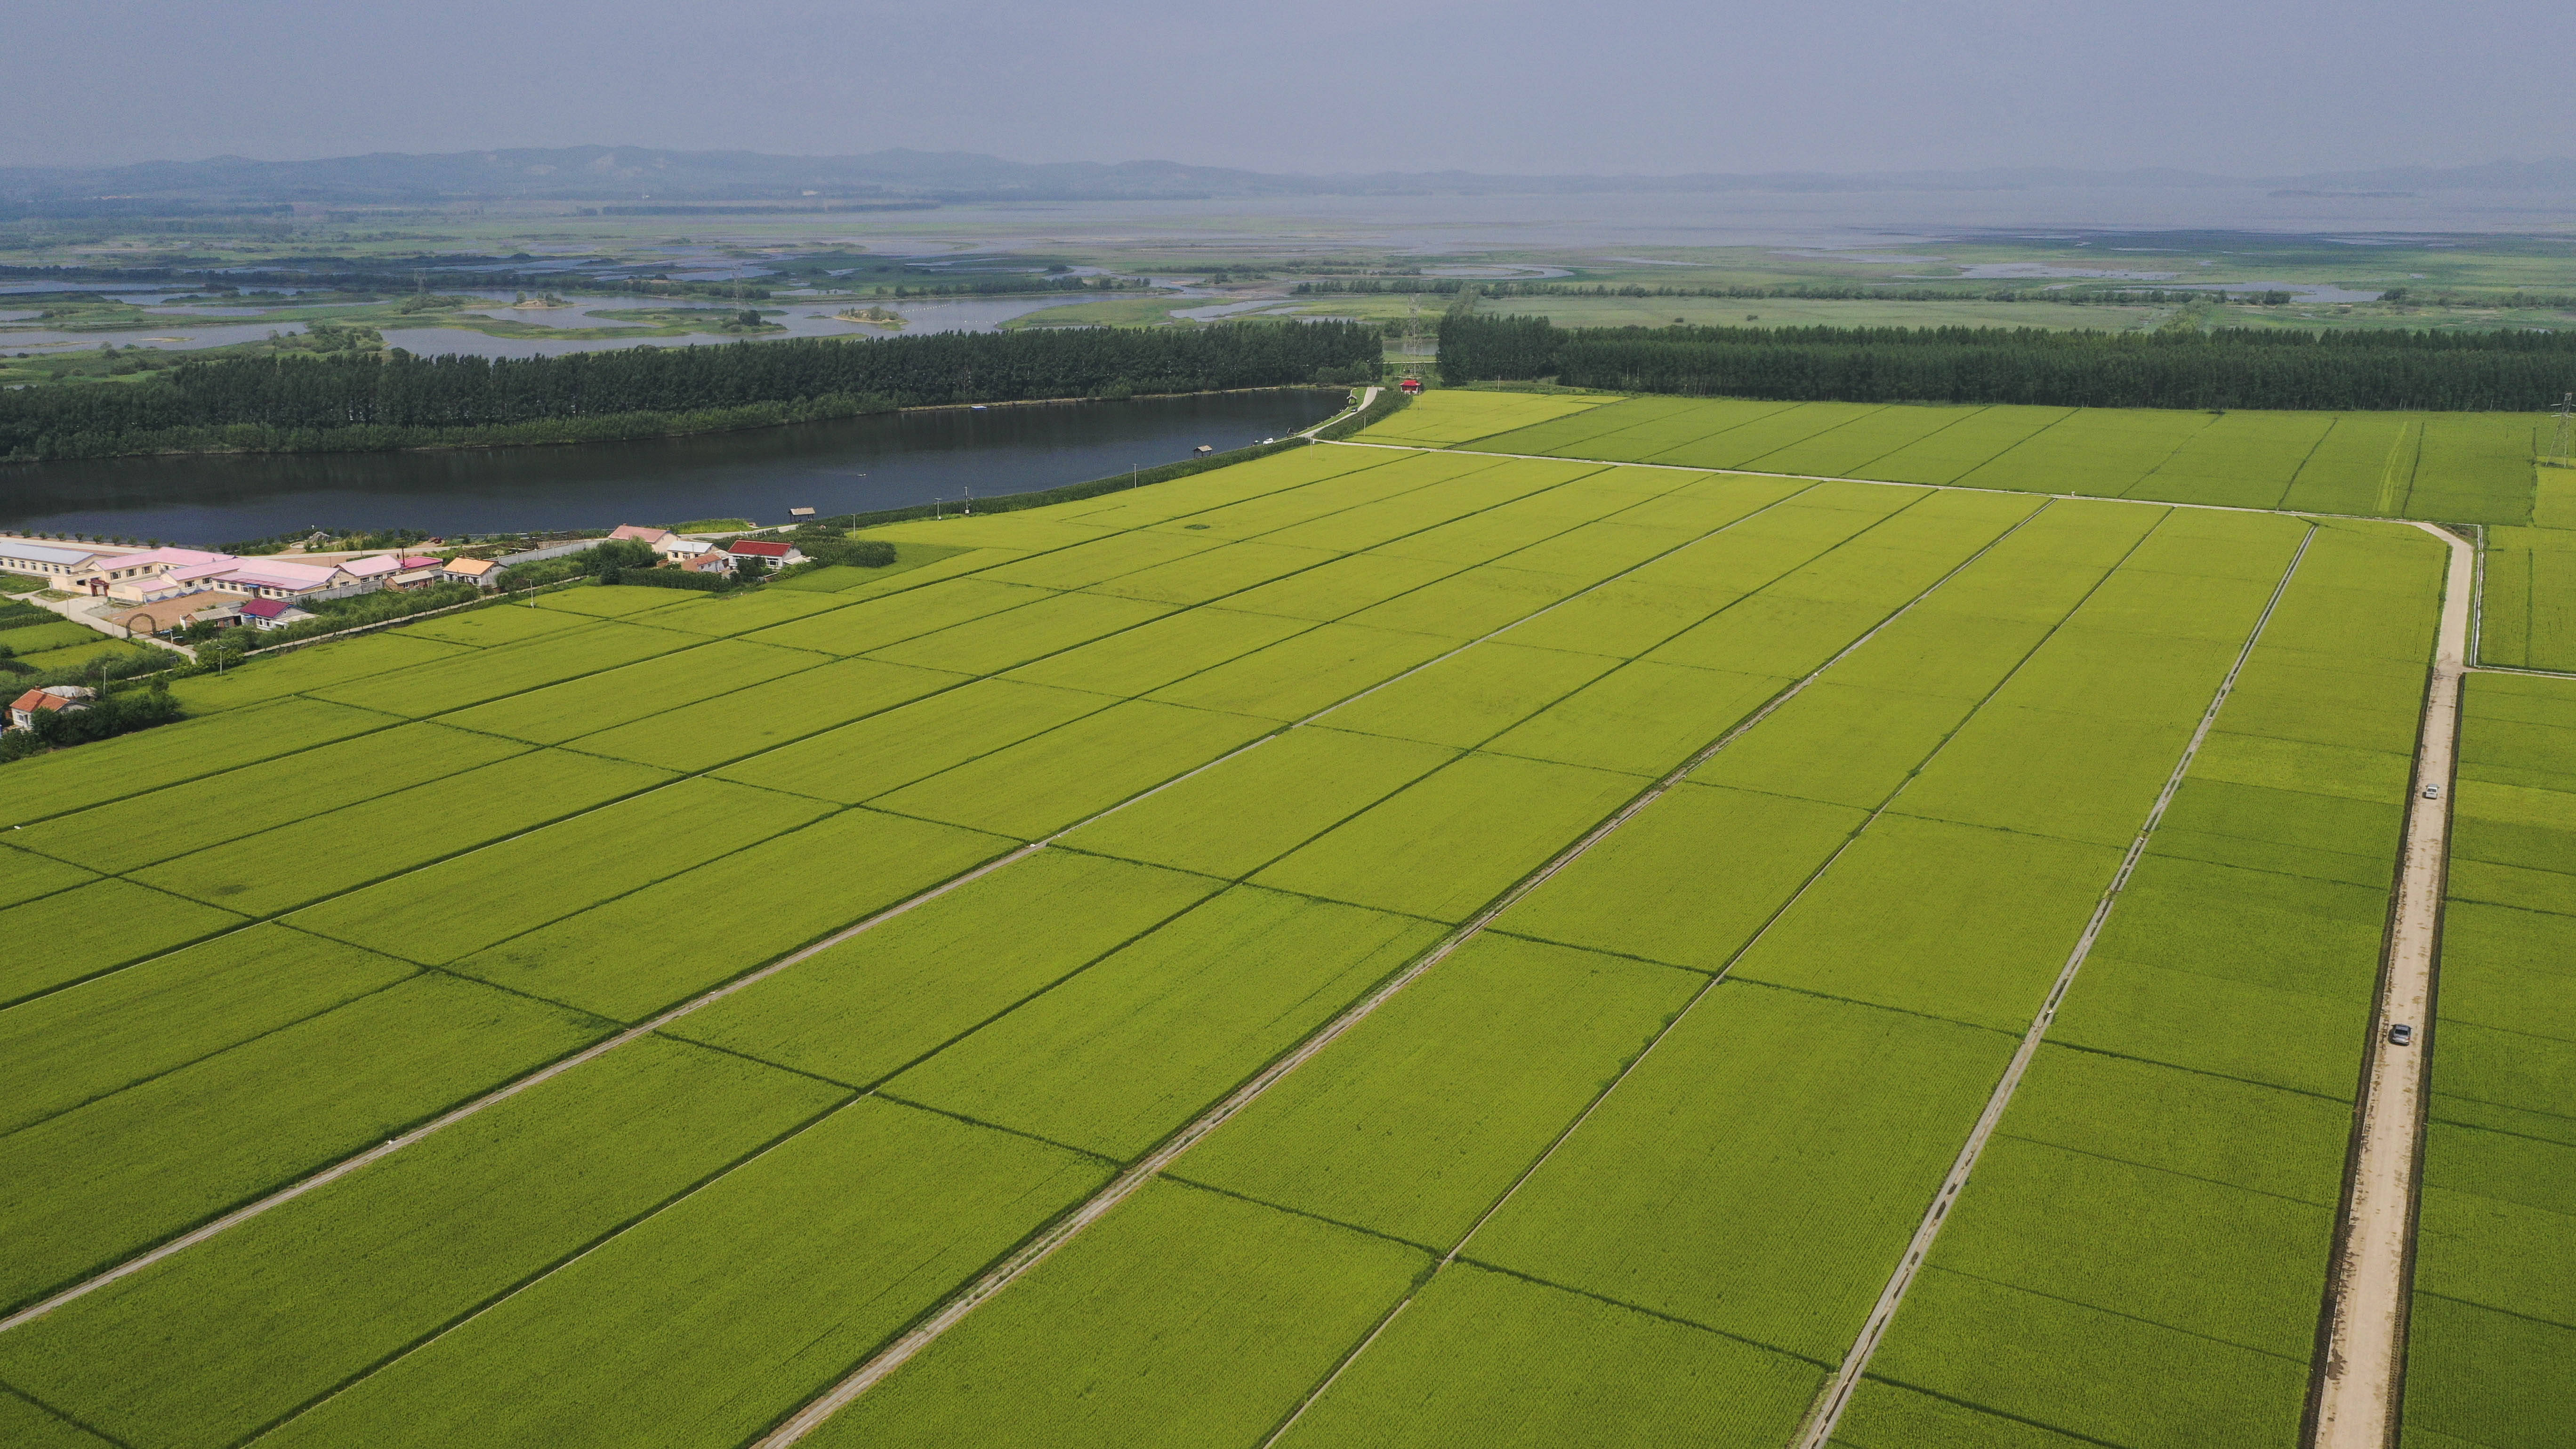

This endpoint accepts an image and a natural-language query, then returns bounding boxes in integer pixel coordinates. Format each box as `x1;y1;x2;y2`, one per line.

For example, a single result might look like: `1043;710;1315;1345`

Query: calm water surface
0;389;1345;544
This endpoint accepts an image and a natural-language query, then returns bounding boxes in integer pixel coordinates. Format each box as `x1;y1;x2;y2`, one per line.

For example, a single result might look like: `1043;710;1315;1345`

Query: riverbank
0;387;1352;544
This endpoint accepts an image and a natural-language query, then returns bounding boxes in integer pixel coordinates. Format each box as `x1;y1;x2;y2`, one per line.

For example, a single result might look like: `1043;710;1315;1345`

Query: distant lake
0;389;1345;545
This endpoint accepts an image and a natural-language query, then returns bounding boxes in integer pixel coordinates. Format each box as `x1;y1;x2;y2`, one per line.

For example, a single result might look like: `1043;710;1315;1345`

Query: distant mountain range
6;147;2576;213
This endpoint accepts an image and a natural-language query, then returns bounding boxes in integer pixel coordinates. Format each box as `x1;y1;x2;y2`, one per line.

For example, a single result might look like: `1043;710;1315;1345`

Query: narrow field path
2308;521;2473;1449
1791;524;2320;1449
743;505;2064;1449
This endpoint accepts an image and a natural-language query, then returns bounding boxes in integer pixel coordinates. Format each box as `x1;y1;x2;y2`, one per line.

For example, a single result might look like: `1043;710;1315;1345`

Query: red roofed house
681;549;735;575
392;556;446;588
8;685;94;731
237;598;317;630
726;539;805;567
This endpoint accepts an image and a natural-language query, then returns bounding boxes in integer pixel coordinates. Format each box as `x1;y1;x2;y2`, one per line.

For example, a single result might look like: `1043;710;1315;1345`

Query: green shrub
0;681;184;763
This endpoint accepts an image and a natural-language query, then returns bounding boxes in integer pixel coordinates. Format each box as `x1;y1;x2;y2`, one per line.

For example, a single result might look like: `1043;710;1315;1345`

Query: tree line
1289;280;2304;305
0;321;1380;460
1437;314;2576;411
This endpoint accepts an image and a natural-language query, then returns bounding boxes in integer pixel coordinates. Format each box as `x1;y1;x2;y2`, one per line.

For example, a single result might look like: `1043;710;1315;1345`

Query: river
0;388;1346;545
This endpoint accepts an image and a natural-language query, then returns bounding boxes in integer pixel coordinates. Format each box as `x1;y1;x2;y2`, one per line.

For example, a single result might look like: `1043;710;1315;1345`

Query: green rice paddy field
0;388;2546;1448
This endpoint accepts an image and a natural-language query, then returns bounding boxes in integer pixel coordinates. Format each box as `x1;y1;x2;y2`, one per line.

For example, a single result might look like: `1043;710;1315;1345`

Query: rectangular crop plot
8;721;531;874
1339;564;1597;641
1891;703;2197;848
616;585;849;636
1738;403;1996;481
1495;782;1867;973
1728;814;2120;1030
252;1100;1111;1449
399;603;597;647
1002;605;1314;697
0;696;397;829
1177;934;1699;1248
564;656;966;773
1868;1266;2309;1449
1148;621;1459;721
862;589;1177;674
888;886;1444;1159
2409;412;2537;523
1275;1263;1823;1449
714;678;1115;805
2279;411;2422;515
1926;1135;2333;1355
0;620;100;652
740;577;1052;656
1357;389;1608;445
0;972;609;1314
160;634;459;713
312;620;699;716
0;879;248;1008
1467;981;2012;1362
0;924;415;1135
868;699;1275;840
2127;410;2334;508
1496;575;1745;659
1253;753;1646;922
801;1178;1427;1449
1320;640;1625;748
974;527;1225;591
1460;395;1707;457
0;845;94;911
1064;725;1458;880
449;805;1010;1021
0;1036;844;1449
1954;408;2218;498
436;638;829;744
1218;551;1466;622
1084;539;1347;606
1482;662;1785;776
534;583;691;618
1691;683;1981;810
1849;405;2069;485
287;777;834;966
1645;401;1887;470
671;849;1224;1086
131;748;675;918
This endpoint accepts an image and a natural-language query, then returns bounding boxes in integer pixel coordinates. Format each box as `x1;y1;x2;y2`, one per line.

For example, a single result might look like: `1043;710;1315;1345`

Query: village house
681;549;735;575
392;556;446;588
0;541;104;583
8;685;95;731
439;557;503;588
609;525;673;548
236;599;317;630
73;547;232;594
726;539;805;568
338;555;404;589
660;537;715;563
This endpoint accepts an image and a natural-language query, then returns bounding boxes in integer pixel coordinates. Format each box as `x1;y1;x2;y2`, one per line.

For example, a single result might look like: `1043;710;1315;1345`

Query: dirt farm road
2309;522;2472;1448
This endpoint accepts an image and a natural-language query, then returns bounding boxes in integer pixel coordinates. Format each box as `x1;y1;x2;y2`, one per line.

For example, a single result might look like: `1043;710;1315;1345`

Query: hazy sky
11;0;2571;174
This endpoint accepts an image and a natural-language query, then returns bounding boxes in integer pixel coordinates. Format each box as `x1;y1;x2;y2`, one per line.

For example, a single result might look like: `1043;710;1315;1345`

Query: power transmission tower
2553;391;2575;467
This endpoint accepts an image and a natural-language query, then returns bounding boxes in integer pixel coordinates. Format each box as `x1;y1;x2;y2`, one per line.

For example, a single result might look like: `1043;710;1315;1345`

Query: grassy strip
1312;385;1413;441
817;436;1325;535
